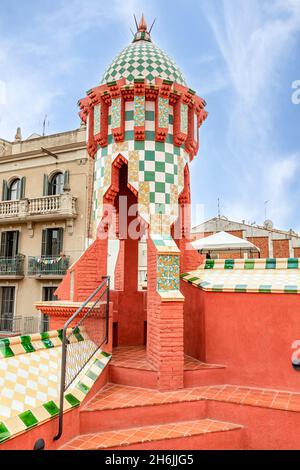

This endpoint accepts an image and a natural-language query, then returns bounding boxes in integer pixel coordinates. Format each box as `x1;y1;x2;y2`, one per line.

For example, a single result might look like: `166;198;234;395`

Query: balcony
0;193;77;225
0;315;49;338
0;255;25;279
28;255;70;279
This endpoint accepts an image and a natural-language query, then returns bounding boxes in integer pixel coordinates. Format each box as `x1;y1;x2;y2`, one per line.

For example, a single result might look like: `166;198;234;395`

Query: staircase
58;360;300;450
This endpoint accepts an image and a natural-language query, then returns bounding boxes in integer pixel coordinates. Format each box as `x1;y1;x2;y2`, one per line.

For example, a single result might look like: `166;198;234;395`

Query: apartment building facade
0;126;92;336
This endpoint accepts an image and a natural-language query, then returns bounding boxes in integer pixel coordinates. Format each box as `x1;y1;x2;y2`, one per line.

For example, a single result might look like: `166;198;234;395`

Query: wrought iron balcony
28;255;70;278
0;315;49;336
0;193;77;224
0;254;25;278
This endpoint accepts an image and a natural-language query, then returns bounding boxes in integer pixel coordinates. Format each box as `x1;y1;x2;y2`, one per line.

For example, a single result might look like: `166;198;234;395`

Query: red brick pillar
146;237;184;390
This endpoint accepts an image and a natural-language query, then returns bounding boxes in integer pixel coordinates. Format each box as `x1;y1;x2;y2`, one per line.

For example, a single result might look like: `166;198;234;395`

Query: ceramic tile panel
180;103;188;134
158;97;169;129
94;104;101;135
134;95;145;127
157;254;180;291
111;98;121;129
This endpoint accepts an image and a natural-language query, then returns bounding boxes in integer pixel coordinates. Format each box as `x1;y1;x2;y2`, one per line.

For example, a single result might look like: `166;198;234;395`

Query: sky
0;0;299;231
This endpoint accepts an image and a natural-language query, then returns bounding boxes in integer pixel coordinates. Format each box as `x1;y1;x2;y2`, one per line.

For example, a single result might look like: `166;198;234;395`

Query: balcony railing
0;193;77;223
0;255;25;276
28;255;70;276
0;315;49;336
0;200;20;217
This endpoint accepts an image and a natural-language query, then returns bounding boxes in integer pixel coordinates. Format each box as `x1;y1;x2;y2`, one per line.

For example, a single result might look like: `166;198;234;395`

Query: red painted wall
182;281;300;392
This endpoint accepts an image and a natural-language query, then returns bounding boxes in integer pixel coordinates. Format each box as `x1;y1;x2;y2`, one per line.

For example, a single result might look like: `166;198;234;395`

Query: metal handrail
54;275;110;441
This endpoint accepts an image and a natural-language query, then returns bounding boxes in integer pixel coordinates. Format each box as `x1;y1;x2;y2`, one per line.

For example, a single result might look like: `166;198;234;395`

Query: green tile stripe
0;422;11;443
0;338;14;358
0;328;85;359
234;284;248;293
288;258;299;269
43;401;60;417
244;260;255;269
201;258;300;270
224;259;235;269
265;258;276;269
259;285;272;293
19;410;39;428
205;260;215;269
284;285;298;294
40;332;54;349
20;336;35;353
65;393;80;407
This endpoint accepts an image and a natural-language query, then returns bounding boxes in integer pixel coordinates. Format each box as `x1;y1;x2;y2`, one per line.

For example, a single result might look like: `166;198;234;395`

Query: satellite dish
264;219;273;230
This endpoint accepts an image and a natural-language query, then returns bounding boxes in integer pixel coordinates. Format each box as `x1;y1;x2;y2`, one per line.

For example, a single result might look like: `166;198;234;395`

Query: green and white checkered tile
203;258;300;270
151;234;180;253
181;263;300;294
93;101;189;228
101;40;186;86
0;340;111;444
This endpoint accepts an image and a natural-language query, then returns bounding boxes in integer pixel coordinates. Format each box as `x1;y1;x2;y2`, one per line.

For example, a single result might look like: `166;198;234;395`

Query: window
2;177;25;201
9;179;21;200
42;287;58;333
42;286;58;301
49;173;64;196
44;171;69;196
0;287;15;331
0;231;19;258
42;228;63;257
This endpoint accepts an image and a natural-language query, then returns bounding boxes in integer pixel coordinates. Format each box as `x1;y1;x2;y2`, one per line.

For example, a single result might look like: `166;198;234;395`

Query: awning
191;231;260;252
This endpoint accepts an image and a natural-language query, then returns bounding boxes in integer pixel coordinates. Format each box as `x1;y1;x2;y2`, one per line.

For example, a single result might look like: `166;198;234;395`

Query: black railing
28;256;70;276
0;315;49;335
54;276;110;441
0;255;25;276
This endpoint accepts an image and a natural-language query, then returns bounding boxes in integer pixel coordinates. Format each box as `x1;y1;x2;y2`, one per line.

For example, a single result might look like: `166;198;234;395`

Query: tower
64;16;207;389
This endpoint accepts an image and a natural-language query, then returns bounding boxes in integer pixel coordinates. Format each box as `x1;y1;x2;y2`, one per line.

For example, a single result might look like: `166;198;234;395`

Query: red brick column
146;238;184;390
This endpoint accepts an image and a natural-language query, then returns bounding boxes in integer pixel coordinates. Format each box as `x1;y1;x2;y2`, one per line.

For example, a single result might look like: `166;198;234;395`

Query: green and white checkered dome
101;39;186;86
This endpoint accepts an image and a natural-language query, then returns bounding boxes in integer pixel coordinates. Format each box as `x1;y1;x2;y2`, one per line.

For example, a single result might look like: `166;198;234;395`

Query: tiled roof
0;328;111;444
101;40;186;86
180;258;300;294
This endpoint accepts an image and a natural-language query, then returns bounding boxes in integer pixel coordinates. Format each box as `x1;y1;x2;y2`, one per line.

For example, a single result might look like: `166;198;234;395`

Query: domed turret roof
101;16;186;86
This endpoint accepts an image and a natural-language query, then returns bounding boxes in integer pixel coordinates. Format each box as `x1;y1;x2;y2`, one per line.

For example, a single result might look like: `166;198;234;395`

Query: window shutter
41;229;48;257
0;232;7;257
12;231;19;257
57;228;64;254
20;177;26;199
2;180;8;201
43;175;49;196
64;170;70;188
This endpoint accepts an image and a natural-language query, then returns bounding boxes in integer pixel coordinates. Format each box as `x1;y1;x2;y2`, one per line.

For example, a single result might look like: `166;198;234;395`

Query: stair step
84;383;300;413
61;418;243;450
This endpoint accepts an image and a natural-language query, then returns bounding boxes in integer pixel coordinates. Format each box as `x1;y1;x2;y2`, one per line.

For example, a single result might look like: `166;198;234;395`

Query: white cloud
200;0;300;230
0;0;141;140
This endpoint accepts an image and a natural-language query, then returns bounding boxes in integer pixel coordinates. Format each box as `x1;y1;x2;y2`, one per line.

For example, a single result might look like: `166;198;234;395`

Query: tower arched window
8;179;21;201
49;172;64;196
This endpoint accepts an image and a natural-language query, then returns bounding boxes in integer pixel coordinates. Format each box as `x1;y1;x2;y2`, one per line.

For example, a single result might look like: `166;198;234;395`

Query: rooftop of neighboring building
192;216;300;240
